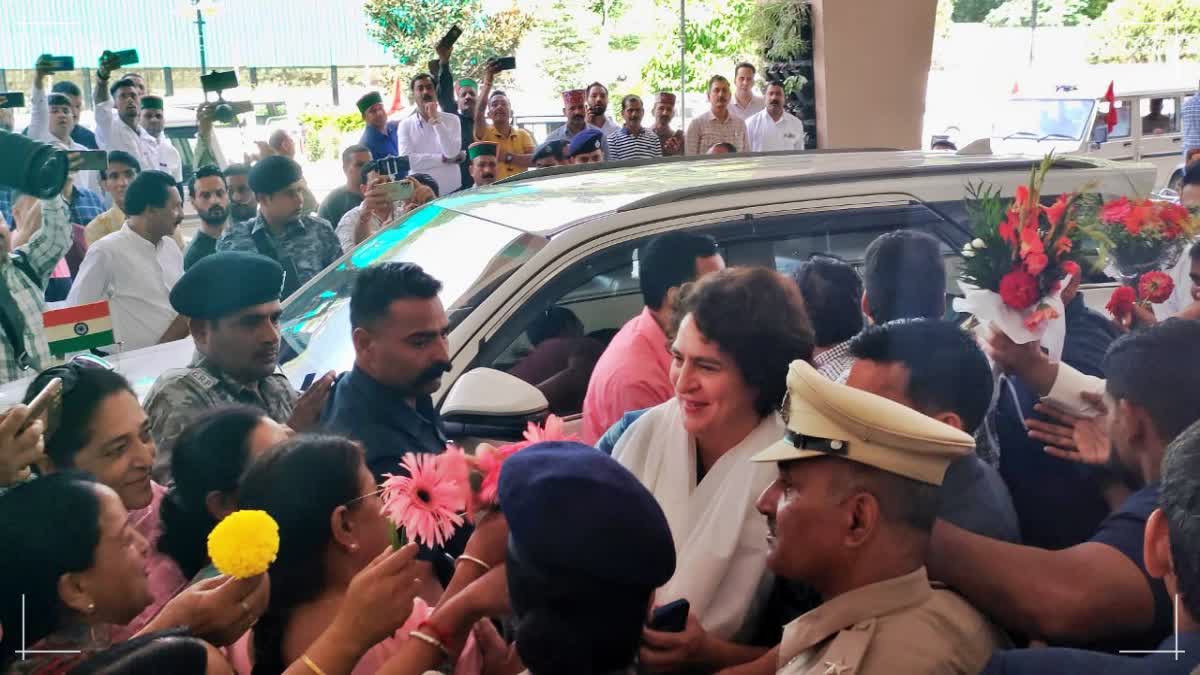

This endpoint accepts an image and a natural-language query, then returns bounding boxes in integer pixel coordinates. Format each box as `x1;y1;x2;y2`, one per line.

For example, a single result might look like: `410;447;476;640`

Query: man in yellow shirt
85;150;185;250
474;59;535;179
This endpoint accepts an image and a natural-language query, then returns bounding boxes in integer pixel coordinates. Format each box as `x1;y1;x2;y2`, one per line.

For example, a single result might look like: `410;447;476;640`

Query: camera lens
0;131;69;199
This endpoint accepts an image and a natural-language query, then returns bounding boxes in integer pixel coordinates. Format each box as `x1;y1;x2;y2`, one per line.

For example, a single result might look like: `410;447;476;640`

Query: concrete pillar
810;0;937;150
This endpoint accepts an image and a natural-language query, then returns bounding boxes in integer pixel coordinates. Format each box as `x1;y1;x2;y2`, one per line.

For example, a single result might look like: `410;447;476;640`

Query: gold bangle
456;554;492;572
409;630;450;657
300;655;327;675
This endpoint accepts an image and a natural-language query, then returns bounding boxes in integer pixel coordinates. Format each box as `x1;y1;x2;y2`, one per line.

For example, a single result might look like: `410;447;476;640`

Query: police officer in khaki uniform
753;360;1008;675
143;252;333;482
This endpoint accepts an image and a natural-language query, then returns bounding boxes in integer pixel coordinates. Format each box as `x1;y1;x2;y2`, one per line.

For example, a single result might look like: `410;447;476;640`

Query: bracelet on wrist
456;554;492;573
410;630;450;657
300;654;328;675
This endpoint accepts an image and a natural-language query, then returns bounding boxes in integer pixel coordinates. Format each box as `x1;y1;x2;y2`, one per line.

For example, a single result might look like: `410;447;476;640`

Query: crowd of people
3;40;1200;675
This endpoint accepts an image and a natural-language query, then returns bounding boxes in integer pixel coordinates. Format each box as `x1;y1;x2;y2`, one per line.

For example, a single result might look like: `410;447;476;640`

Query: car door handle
1173;137;1182;143
1123;141;1133;148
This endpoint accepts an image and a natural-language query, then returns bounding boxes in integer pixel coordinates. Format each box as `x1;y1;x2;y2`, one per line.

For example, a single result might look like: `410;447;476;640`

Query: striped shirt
1184;93;1200;159
608;127;664;161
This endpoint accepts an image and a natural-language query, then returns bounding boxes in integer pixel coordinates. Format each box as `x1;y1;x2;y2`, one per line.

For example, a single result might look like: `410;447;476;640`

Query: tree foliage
952;0;1004;22
363;0;536;82
1088;0;1200;63
985;0;1093;27
588;0;628;25
640;0;754;94
538;0;591;94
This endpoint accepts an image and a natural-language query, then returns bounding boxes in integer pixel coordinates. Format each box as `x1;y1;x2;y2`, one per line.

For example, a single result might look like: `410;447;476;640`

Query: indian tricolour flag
43;301;115;356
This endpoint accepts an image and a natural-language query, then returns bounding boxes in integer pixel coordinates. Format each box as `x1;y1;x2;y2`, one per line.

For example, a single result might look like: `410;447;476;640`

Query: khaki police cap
752;360;974;485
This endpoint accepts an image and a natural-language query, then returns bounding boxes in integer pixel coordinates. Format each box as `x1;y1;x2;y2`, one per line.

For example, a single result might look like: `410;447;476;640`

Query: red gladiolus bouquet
1105;271;1175;321
1096;197;1197;282
954;154;1096;348
379;415;575;548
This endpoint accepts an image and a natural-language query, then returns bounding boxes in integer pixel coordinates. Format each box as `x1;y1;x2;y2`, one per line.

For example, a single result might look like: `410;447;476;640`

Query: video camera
200;70;253;125
0;131;70;199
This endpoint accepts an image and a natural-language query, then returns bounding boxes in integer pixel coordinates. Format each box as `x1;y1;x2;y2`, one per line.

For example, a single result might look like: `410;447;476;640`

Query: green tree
641;0;755;94
539;1;590;93
588;0;629;26
363;0;535;82
985;0;1093;26
1088;0;1200;63
952;0;1004;22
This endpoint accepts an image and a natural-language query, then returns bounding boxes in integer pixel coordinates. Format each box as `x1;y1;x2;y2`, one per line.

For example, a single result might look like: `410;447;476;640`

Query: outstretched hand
1028;391;1112;466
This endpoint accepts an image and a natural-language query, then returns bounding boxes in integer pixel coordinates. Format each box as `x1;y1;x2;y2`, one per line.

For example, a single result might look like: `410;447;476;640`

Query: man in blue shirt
356;91;400;160
983;416;1200;674
931;320;1200;654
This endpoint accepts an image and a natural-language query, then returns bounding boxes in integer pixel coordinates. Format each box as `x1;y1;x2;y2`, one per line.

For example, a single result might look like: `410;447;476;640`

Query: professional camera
200;70;253;125
0;131;69;198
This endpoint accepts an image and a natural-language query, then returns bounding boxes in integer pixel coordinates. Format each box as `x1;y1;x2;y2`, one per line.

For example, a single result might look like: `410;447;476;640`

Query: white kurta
1153;242;1198;320
397;110;462;196
612;399;781;640
149;134;183;183
28;87;100;195
67;223;183;351
93;97;160;174
746;109;807;152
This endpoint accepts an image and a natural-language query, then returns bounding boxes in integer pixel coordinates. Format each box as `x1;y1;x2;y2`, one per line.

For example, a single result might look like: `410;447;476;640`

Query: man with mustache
652;92;685;157
467;141;499;187
746;81;806;152
143;251;332;482
585;82;620;144
544;88;612;160
223;163;257;223
608;94;662;161
321;261;453;479
685;75;748;155
434;38;478;189
67;170;186;352
474;59;536;179
92;52;159;175
183;165;230;270
398;73;464;196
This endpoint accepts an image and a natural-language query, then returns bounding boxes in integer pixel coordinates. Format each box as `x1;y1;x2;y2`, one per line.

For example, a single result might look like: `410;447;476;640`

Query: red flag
1104;81;1117;132
1011;80;1019;95
388;77;405;115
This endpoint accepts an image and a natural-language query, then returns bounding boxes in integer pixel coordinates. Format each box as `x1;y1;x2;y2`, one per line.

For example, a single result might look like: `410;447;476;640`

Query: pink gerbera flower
380;453;466;548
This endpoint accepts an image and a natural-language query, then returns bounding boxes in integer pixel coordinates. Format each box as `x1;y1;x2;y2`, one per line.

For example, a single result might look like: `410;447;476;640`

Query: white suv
0;151;1156;430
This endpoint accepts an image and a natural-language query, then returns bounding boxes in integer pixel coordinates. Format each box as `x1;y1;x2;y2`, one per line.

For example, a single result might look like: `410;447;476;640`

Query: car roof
430;150;1140;235
1013;87;1195;101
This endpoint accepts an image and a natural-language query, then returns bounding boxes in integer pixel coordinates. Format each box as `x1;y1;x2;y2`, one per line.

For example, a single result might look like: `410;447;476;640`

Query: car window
1140;97;1180;135
1108;99;1132;139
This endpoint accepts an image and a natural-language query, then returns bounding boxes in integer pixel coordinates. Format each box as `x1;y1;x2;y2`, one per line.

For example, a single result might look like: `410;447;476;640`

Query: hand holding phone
493;56;517;72
76;150;109;172
0;402;50;486
648;599;689;633
0;92;26;109
438;25;463;51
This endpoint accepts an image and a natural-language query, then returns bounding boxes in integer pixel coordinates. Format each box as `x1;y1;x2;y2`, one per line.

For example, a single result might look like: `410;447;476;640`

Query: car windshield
992;99;1095;141
277;204;546;380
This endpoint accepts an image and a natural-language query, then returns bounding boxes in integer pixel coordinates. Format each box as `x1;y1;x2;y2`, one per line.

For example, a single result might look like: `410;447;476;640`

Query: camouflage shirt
144;355;298;482
216;214;343;298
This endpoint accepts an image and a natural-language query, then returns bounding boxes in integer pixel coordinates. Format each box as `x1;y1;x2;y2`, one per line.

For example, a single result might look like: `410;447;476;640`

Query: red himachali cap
562;89;585;107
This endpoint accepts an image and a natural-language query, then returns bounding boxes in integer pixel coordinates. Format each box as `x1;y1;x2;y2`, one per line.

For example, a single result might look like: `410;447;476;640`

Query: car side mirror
441;368;549;442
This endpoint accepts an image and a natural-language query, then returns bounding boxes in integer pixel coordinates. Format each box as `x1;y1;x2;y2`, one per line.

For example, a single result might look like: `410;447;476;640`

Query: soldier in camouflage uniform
143;251;333;482
215;155;343;299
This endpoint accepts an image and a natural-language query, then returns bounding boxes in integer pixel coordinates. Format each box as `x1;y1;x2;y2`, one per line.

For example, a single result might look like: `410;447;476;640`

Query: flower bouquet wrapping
952;155;1097;354
1096;197;1197;283
379;415;575;548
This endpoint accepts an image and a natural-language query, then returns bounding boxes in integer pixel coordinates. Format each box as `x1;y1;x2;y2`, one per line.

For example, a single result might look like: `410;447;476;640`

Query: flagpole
679;0;686;126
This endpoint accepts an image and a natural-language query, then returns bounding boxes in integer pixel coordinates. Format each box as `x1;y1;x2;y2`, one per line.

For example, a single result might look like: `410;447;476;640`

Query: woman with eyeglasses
18;360;268;648
237;435;425;675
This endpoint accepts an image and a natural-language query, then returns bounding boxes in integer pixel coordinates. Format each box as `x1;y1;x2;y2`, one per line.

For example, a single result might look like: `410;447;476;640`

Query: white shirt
28;87;100;195
730;93;765;120
67;223;184;351
746;108;807;152
397;110;462;196
590;116;621;138
149;134;183;182
93;95;160;174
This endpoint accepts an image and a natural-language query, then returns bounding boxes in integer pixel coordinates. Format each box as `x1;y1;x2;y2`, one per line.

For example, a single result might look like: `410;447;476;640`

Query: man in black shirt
321;261;451;478
317;144;370;230
183;165;230;270
434;42;477;190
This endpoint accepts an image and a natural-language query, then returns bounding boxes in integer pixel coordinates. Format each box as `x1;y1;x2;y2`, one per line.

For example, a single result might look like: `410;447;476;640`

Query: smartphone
112;49;139;67
493;56;517;72
45;56;75;72
200;69;239;93
300;372;317;391
438;25;463;50
0;92;26;109
76;150;108;171
19;378;63;433
381;155;411;180
381;180;415;202
648;599;689;633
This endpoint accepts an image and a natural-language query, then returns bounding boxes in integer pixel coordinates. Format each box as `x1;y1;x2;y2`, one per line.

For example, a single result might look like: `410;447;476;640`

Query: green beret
248;155;303;195
458;78;478;91
170;252;285;319
140;95;164;110
468;142;498;160
356;91;383;115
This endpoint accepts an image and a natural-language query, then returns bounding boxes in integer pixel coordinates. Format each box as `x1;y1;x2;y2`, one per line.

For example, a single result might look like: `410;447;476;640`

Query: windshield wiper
1002;131;1039;140
1038;133;1075;141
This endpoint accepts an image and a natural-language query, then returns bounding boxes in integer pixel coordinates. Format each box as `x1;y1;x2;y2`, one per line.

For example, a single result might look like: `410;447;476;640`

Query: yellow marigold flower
207;510;280;579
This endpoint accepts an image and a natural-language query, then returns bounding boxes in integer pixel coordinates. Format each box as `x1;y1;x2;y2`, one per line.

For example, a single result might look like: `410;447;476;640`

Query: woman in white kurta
612;267;814;665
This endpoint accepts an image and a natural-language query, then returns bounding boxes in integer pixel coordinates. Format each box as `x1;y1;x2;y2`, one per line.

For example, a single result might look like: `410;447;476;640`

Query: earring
85;602;95;614
349;543;359;552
